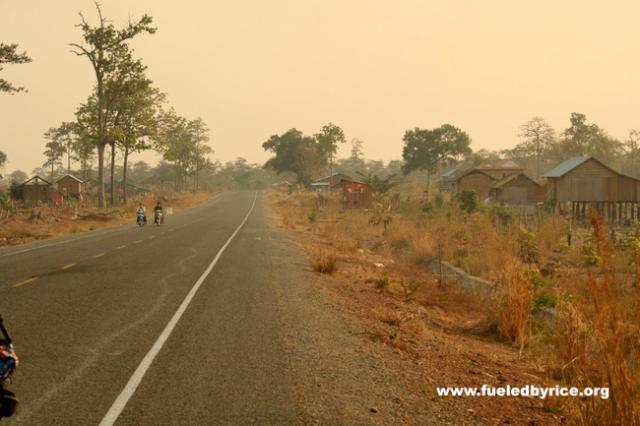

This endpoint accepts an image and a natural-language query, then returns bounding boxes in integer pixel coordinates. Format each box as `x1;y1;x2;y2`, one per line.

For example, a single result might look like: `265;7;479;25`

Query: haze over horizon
2;0;640;174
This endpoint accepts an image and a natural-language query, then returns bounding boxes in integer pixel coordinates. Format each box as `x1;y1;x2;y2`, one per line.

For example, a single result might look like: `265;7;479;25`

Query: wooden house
543;157;640;221
56;174;85;198
491;173;547;205
17;176;52;202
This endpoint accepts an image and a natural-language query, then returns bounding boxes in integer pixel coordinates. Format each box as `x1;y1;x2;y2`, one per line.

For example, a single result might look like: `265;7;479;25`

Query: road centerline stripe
99;191;258;426
14;277;38;288
93;253;105;258
61;263;76;270
113;245;127;250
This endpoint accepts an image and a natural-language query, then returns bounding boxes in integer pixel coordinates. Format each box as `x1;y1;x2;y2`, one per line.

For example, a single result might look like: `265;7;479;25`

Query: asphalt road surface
0;191;412;425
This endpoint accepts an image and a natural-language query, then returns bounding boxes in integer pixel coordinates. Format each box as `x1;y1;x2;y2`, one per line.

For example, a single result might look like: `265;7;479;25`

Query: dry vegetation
0;190;218;247
268;185;640;425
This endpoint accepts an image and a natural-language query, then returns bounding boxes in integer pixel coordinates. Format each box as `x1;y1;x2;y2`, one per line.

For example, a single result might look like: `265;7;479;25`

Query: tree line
262;113;640;192
1;3;215;207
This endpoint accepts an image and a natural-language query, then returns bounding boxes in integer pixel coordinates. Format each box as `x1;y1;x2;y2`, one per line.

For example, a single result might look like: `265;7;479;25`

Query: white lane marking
99;191;258;426
0;192;224;259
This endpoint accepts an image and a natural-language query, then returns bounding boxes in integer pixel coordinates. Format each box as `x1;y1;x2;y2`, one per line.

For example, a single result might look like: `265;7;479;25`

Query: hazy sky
2;0;640;174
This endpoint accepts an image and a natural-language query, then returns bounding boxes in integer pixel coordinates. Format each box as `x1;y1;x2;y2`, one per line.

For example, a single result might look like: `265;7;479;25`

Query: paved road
1;190;280;424
0;190;410;425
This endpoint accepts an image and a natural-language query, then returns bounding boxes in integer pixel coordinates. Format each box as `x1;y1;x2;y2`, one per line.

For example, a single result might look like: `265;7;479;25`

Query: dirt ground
0;191;218;247
267;190;566;425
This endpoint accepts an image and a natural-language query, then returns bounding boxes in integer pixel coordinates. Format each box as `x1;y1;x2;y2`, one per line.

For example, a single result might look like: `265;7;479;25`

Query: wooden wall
550;159;639;202
458;172;494;198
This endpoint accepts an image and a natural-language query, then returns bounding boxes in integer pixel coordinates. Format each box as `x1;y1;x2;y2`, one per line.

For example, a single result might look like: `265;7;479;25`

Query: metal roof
542;157;591;178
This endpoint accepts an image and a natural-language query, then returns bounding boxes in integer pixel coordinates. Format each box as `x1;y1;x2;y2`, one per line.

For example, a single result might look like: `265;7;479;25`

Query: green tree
0;43;31;94
356;172;397;194
402;124;471;198
43;137;66;183
44;122;78;173
114;79;163;202
551;113;622;164
70;2;155;207
315;123;346;177
187;117;213;192
0;151;6;169
262;128;321;186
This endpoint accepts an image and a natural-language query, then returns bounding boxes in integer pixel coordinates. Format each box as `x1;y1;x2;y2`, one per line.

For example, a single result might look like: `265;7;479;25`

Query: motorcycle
154;211;163;226
136;211;146;227
0;315;18;420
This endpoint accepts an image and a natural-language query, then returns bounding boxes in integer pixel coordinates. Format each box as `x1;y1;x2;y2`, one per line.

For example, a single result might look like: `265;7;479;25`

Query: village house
16;176;52;203
55;174;85;199
543;156;640;222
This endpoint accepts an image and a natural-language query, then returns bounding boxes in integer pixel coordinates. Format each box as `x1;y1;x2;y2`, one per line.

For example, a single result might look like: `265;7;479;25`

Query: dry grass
554;215;640;425
308;250;338;274
269;188;640;425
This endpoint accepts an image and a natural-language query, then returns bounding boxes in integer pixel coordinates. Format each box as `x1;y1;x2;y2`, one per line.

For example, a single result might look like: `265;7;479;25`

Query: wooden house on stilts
543;157;640;223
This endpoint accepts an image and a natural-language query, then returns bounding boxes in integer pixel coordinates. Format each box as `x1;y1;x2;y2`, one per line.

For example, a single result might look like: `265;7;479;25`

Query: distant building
55;174;85;198
341;179;372;209
491;173;547;205
475;159;524;180
441;160;524;198
311;173;355;190
16;176;52;202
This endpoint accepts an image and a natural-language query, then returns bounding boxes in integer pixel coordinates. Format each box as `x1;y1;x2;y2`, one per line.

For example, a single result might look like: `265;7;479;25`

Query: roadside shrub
308;250;337;274
374;276;390;290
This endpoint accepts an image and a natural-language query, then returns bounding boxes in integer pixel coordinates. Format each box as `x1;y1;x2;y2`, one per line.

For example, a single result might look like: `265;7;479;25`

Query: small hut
17;176;52;202
341;179;372;209
491;173;547;205
543;156;640;222
56;174;85;198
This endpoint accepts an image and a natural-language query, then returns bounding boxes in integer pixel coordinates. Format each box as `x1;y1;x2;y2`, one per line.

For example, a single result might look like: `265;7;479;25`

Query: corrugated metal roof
543;157;591;178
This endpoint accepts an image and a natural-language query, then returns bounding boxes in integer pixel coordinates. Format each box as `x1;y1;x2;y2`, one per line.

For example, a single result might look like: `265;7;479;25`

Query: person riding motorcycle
153;201;163;225
136;203;147;225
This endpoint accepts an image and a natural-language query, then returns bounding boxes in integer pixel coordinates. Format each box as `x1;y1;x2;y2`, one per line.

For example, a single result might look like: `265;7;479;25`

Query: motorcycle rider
136;203;147;224
153;201;163;225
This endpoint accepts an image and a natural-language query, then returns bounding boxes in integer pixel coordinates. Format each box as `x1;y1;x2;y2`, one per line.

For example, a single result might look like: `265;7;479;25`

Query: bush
459;190;478;213
308;208;318;223
534;292;557;309
309;250;337;274
420;201;434;214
